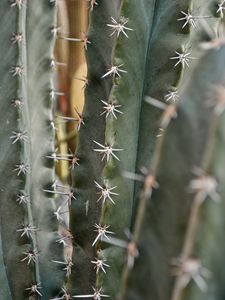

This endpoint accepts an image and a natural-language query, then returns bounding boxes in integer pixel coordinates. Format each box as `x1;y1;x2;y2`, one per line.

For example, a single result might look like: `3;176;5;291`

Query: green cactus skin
120;44;225;300
68;0;225;299
69;0;122;296
0;1;65;299
95;1;225;299
98;0;193;298
1;0;225;299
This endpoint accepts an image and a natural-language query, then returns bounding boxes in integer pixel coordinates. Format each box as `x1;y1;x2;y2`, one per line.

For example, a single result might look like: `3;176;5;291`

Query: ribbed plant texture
1;0;225;300
0;0;65;299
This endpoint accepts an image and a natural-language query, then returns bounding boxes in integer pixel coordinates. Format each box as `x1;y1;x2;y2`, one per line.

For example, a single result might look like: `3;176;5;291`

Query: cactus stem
171;113;220;300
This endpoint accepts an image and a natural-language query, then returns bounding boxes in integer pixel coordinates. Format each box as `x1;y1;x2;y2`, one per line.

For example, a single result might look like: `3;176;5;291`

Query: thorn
145;96;167;110
100;100;123;119
127;241;139;269
10;0;25;9
52;259;73;277
164;89;180;103
87;0;98;11
178;10;211;29
170;49;196;68
10;131;28;144
50;120;58;131
92;224;115;247
11;98;23;108
59;34;82;42
50;59;67;68
13;163;30;175
73;287;110;299
160;104;177;128
10;65;24;77
144;174;159;192
11;32;23;45
101;64;127;79
93;140;123;161
217;1;225;18
16;193;29;204
91;258;110;274
44;185;76;205
56;230;73;247
81;32;91;50
85;200;89;216
50;287;72;300
54;206;69;221
73;76;89;90
17;224;38;238
74;107;85;131
156;128;164;138
21;249;39;265
171;257;210;291
25;283;42;297
188;173;220;203
70;152;80;169
94;180;118;205
107;16;133;38
50;90;65;100
51;26;61;38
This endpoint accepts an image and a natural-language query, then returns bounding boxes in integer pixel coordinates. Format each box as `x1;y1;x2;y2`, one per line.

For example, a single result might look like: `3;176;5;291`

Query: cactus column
0;1;65;299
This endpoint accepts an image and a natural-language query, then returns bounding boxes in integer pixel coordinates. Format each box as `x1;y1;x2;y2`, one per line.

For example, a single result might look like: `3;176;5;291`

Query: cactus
2;0;225;300
0;0;65;299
